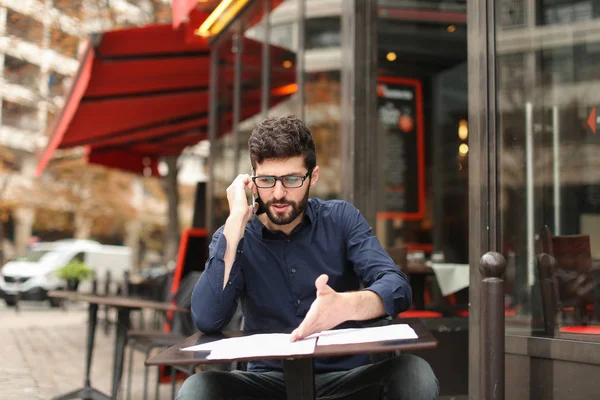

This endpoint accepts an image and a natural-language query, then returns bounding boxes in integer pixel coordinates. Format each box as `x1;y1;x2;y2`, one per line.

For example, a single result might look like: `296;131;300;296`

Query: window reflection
3;55;40;89
1;101;39;132
305;71;341;199
375;3;468;317
497;1;600;338
306;18;341;49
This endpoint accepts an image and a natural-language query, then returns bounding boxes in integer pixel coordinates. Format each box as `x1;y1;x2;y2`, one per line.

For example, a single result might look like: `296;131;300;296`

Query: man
179;115;438;399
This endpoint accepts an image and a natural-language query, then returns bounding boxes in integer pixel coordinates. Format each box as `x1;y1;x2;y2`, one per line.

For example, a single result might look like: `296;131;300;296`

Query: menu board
377;77;425;220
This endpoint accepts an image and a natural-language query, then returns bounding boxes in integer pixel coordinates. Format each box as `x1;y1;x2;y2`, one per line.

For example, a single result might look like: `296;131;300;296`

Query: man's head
248;115;319;227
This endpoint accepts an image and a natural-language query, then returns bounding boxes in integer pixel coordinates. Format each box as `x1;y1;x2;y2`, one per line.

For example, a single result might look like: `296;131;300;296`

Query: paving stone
0;302;182;399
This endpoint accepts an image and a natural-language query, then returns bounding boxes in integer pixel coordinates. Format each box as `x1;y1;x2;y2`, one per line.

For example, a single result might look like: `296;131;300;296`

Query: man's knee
177;370;227;400
385;354;439;400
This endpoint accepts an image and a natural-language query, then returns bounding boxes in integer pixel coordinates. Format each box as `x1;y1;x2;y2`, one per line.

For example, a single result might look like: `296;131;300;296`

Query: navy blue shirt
191;198;412;373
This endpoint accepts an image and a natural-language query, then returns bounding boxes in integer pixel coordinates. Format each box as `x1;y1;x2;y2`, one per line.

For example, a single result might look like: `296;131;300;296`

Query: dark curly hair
248;115;316;171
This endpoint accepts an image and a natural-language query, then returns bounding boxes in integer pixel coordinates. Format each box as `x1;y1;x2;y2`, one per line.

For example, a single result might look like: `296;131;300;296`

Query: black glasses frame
252;170;313;189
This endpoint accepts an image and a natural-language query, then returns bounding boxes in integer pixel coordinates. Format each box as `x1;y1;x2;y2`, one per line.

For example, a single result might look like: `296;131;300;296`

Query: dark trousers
177;354;438;400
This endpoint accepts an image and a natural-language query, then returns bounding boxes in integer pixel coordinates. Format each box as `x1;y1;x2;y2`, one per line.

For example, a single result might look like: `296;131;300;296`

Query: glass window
496;0;600;338
6;10;44;46
270;23;295;51
210;0;343;225
212;32;240;230
247;22;295;52
50;29;80;59
375;2;468;314
149;1;173;23
542;0;600;24
303;14;342;200
16;250;51;262
47;110;57;129
48;71;70;97
304;70;341;199
305;17;341;49
1;101;39;132
53;0;84;20
3;55;40;89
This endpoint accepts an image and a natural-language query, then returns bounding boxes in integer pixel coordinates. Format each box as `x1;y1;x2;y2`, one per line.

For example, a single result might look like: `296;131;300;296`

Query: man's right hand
222;174;257;288
226;174;257;223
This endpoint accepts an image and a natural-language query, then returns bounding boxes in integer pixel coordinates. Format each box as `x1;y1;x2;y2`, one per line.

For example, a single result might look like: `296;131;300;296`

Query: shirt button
296;300;300;305
286;239;291;243
291;268;296;274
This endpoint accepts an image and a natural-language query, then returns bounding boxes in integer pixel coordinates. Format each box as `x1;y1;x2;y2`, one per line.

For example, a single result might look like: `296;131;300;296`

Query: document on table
308;324;418;346
180;324;417;359
181;333;317;360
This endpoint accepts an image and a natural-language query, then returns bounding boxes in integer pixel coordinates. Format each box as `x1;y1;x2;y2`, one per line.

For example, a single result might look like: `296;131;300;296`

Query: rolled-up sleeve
191;226;245;333
342;203;412;315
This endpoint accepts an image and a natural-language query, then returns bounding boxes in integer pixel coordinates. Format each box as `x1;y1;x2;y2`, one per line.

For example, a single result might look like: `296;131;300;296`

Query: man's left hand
290;274;348;341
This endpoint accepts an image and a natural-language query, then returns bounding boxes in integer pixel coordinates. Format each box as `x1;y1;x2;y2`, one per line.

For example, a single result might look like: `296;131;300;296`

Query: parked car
0;239;132;307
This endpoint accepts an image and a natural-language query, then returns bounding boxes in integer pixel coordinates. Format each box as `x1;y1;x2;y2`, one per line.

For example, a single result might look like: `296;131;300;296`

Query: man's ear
309;166;319;188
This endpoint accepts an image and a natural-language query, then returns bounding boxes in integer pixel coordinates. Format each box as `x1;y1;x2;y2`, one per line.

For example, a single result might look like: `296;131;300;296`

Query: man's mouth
271;204;290;212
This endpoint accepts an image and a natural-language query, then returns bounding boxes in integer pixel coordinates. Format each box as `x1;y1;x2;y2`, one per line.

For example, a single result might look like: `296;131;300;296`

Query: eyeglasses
252;170;312;189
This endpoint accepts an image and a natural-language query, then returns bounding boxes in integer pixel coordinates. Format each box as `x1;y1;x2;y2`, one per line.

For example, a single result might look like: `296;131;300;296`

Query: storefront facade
203;0;600;398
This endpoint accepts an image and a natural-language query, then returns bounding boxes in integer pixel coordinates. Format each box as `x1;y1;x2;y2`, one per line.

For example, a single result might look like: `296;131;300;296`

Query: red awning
172;0;199;28
36;22;295;177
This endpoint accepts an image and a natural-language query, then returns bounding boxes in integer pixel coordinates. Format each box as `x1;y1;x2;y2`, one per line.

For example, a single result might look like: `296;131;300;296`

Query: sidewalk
0;302;177;400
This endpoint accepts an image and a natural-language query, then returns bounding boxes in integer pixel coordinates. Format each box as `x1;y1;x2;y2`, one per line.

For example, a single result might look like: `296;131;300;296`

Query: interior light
458;119;468;140
386;52;397;62
459;143;469;156
282;60;293;68
447;25;456;33
195;0;249;37
272;83;297;96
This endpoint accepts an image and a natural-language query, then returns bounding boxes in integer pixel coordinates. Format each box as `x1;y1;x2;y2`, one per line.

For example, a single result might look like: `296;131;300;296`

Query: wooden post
91;274;98;294
122;271;130;297
479;251;506;400
104;270;112;334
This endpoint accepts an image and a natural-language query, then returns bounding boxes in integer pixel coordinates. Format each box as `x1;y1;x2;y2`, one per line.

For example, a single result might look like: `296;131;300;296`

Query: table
146;319;437;400
48;291;186;400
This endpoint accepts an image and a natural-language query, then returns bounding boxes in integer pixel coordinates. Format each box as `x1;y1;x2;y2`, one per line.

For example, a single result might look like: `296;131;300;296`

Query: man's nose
273;180;286;199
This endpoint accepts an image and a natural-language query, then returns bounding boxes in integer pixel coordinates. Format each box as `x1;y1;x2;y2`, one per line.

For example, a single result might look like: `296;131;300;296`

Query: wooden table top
146;318;437;366
48;291;187;312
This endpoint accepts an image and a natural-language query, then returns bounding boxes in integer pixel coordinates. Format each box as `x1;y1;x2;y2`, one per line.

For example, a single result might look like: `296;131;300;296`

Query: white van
0;239;132;307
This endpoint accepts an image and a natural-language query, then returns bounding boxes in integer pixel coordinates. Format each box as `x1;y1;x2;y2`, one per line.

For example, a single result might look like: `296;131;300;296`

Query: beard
257;186;310;226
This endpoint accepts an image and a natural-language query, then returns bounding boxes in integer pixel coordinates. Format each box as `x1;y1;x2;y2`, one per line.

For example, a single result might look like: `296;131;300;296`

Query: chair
537;226;598;325
536;252;600;336
125;271;245;400
125;271;200;400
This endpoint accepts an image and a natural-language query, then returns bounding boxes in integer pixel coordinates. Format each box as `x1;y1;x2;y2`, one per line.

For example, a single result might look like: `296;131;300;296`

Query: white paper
181;333;317;360
312;324;418;346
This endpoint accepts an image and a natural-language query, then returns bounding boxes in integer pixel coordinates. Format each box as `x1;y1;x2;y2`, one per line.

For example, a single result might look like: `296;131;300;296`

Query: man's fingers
290;327;302;342
315;274;332;295
291;305;317;341
315;274;328;288
246;178;255;192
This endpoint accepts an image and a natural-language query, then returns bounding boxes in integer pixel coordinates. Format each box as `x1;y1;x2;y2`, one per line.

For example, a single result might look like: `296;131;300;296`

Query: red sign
376;77;425;221
588;106;597;134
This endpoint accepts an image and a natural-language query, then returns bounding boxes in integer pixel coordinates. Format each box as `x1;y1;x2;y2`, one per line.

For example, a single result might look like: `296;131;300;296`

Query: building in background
0;0;198;267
